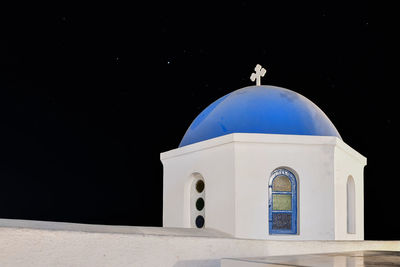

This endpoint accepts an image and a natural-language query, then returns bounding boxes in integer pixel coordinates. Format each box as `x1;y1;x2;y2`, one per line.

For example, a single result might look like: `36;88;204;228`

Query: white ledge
0;218;230;238
0;218;397;266
161;133;366;165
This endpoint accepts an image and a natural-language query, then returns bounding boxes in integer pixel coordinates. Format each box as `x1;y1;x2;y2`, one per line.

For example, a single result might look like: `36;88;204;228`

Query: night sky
1;2;399;240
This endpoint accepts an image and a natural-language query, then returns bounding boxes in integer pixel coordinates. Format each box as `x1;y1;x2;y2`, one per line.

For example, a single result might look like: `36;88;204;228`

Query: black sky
0;2;399;240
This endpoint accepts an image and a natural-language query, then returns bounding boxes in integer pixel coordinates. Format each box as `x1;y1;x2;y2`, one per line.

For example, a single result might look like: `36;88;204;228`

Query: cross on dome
250;64;267;86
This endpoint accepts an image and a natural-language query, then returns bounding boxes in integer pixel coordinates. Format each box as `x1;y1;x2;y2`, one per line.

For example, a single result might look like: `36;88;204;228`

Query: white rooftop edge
0;218;398;266
161;133;366;165
0;218;230;238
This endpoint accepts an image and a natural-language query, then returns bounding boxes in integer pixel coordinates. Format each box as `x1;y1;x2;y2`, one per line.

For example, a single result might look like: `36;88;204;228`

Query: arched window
347;176;356;234
269;168;297;234
191;175;205;228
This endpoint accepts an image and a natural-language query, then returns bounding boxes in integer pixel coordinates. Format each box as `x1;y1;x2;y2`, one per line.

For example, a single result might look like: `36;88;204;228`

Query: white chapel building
3;66;400;266
161;66;367;241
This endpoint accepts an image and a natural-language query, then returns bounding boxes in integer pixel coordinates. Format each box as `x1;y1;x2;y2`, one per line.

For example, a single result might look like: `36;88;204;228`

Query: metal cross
250;64;267;86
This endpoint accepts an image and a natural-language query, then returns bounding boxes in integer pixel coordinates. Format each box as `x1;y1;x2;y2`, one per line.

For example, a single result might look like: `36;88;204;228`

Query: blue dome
179;85;341;147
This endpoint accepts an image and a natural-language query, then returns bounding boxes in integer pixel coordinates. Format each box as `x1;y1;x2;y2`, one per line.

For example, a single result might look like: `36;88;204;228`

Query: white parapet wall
0;219;399;267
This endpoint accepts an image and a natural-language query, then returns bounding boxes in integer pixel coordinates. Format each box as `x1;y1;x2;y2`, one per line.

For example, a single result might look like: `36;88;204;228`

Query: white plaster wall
162;133;366;241
0;219;398;267
161;135;236;236
234;135;336;240
334;141;366;240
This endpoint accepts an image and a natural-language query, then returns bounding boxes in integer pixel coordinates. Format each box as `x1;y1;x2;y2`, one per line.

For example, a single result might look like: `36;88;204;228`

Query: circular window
196;197;204;211
195;215;205;228
196;180;205;193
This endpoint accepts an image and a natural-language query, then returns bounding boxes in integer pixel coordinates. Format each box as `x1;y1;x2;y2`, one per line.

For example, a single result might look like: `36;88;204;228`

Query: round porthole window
196;180;204;193
196;197;204;211
191;175;205;229
195;215;205;228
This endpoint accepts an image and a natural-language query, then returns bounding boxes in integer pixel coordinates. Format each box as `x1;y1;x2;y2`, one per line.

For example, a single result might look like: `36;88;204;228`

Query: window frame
190;175;205;228
269;168;297;235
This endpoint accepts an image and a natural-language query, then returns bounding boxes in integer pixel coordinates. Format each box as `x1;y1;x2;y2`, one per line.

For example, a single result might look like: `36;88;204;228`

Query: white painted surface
334;142;366;240
162;135;236;236
347;176;356;234
222;251;400;267
234;137;336;240
0;219;398;267
161;133;366;240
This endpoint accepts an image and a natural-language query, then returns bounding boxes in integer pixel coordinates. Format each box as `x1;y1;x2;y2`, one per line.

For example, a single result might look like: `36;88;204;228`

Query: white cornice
160;133;366;165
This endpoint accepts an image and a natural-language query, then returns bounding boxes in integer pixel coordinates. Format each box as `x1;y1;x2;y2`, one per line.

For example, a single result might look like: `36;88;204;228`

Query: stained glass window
272;213;292;230
272;175;291;192
273;194;292;211
269;169;297;235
